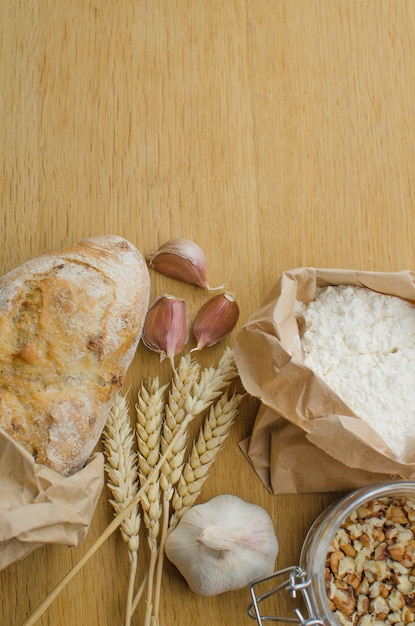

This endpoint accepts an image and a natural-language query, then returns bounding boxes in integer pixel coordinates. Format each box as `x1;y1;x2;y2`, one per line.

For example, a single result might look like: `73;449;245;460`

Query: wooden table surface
2;1;415;624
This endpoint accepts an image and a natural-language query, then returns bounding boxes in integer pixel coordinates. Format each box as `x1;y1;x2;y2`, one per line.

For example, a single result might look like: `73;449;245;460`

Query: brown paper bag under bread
0;429;103;571
234;268;415;494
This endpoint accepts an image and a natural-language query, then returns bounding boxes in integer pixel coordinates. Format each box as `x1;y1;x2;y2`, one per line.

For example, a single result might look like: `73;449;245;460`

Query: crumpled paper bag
234;267;415;494
0;429;104;571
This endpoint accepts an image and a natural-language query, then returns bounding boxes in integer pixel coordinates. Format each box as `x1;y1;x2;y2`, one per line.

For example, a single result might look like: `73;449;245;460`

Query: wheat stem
152;490;171;626
125;550;138;626
129;571;148;620
143;544;158;626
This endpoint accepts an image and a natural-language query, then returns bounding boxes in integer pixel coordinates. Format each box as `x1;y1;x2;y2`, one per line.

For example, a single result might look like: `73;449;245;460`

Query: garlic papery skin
142;294;189;366
191;292;240;352
164;494;278;596
148;238;221;289
197;525;245;551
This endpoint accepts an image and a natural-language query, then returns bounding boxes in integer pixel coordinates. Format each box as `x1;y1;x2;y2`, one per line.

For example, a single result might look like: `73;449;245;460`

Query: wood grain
1;1;415;624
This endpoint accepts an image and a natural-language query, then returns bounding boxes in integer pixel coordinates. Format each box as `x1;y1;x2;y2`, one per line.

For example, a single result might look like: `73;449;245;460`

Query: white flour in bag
294;285;415;461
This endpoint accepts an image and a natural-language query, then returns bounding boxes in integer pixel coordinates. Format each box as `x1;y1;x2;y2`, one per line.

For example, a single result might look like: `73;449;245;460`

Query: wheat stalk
149;354;201;626
102;394;141;626
151;348;238;626
135;377;168;626
170;390;243;528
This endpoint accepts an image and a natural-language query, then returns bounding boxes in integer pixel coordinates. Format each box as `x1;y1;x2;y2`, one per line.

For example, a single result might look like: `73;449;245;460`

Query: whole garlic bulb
165;494;278;596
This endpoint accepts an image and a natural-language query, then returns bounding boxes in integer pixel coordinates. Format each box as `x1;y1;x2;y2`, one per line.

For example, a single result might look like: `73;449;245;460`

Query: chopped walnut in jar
325;497;415;626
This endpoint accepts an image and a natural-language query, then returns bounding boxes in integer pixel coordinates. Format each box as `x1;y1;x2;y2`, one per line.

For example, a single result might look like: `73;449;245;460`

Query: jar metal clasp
247;566;325;626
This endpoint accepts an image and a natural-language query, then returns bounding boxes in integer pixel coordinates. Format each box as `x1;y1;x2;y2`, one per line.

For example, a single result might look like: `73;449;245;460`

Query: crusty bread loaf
0;235;150;476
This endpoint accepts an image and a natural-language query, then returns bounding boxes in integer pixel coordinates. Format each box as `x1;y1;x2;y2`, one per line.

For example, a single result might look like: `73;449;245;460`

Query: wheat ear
151;355;201;626
151;348;238;626
102;394;141;626
159;348;237;498
184;346;238;415
170;390;243;528
159;354;201;498
136;377;167;543
135;377;167;626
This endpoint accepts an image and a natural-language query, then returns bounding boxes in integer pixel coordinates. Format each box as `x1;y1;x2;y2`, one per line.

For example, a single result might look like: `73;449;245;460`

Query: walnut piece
325;497;415;626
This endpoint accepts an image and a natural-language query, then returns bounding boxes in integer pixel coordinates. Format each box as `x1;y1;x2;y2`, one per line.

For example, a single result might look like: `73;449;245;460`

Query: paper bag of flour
234;268;415;494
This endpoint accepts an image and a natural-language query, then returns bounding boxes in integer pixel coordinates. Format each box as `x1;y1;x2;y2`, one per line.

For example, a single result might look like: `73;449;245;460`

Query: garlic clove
165;494;278;596
191;292;239;352
148;238;222;289
142;294;188;366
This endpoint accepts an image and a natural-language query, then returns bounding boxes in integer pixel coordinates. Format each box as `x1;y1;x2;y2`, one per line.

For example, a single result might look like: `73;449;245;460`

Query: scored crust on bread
0;235;150;476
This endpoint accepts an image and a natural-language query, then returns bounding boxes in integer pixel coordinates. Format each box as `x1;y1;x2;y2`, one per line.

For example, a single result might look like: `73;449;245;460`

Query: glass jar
248;480;415;626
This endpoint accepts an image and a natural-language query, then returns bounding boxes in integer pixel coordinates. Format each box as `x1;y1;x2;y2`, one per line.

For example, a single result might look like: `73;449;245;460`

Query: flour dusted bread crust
0;235;150;476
